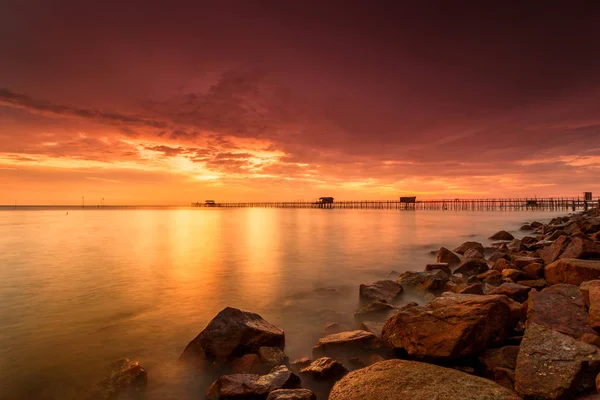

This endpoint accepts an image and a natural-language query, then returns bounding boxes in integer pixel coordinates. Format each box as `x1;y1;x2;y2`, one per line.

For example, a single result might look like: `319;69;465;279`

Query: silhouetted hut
318;197;334;204
205;200;216;207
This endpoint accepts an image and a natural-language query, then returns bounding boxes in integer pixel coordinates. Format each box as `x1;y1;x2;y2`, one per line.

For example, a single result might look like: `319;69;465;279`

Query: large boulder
589;282;600;332
526;284;596;339
312;330;381;364
98;359;147;400
436;247;461;267
381;294;512;362
560;237;600;260
455;257;489;277
545;259;600;285
397;270;449;291
266;389;316;400
490;230;515;241
488;283;532;303
329;359;522;400
359;280;402;303
454;241;485;255
206;365;301;400
180;307;285;364
539;236;571;264
515;323;600;400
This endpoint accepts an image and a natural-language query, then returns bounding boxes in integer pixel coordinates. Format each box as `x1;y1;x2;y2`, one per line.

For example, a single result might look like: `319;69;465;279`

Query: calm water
0;208;566;399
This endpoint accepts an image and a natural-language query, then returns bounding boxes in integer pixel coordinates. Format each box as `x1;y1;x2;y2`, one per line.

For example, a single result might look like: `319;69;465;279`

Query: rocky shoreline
101;208;600;400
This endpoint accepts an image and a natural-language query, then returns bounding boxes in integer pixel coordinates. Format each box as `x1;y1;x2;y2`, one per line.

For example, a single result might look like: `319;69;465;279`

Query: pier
192;197;600;211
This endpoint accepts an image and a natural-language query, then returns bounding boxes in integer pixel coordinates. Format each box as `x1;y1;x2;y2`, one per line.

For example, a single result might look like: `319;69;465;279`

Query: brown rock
454;241;485;255
589;283;600;332
493;258;516;272
459;283;485;295
456;257;489;277
353;301;397;323
312;330;381;363
526;284;596;339
518;279;547;290
580;280;600;307
289;357;311;373
259;347;289;368
99;359;147;400
480;346;519;372
329;359;522;400
266;389;316;400
381;294;512;362
180;307;285;364
436;247;461;267
515;323;600;400
520;224;534;231
477;269;504;285
488;283;532;303
359;321;385;338
540;235;571;264
464;247;485;259
299;357;347;382
490;230;515;241
560;237;600;260
359;280;403;303
231;354;264;374
425;262;451;276
501;269;523;281
521;262;543;278
490;250;511;262
206;365;301;400
545;258;600;285
513;256;543;269
397;270;449;291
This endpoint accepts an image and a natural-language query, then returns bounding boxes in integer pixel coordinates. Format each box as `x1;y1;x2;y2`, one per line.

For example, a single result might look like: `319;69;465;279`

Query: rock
312;330;381;364
545;258;600;285
436;247;461;266
397;270;449;291
353;301;397;322
459;283;485;295
518;279;548;290
477;270;504;285
589;283;600;332
259;347;289;368
493;258;516;272
540;235;571;264
464;248;485;259
530;221;543;228
513;256;543;269
490;230;515;241
522;262;543;278
515;323;600;400
266;389;316;400
520;224;534;231
231;354;264;374
560;237;600;260
490;250;512;262
488;283;532;303
501;269;523;281
425;262;451;276
206;365;301;399
507;239;524;252
456;257;489;277
299;357;347;381
359;280;403;303
289;357;311;373
329;359;522;400
526;284;596;339
381;294;512;362
580;280;600;307
99;359;147;400
323;322;351;336
480;346;520;389
181;307;285;364
454;241;485;255
359;321;385;338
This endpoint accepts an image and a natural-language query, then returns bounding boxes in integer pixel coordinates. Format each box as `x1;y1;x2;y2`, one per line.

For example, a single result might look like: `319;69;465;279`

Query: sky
1;0;599;205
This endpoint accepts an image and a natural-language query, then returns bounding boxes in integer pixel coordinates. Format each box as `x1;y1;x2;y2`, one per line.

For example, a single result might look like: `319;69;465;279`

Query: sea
0;207;567;399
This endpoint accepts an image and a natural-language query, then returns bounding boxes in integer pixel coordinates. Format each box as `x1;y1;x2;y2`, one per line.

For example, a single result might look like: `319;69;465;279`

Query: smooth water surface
0;208;566;399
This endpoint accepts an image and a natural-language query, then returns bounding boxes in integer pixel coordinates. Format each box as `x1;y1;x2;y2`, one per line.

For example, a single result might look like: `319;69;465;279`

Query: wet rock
359;321;385;338
329;359;521;400
206;365;301;400
299;357;347;382
488;283;531;303
359;280;403;303
518;279;548;290
515;323;600;400
490;230;515;241
507;239;524;252
259;347;289;368
397;270;449;291
312;330;381;364
436;247;461;266
464;248;485;259
540;235;571;264
501;269;523;281
530;221;543;228
454;241;485;255
266;389;316;400
522;262;543;278
459;283;485;295
526;284;596;339
545;258;600;285
231;354;264;374
513;256;543;269
490;250;512;262
180;307;285;364
99;359;147;400
560;237;600;260
520;224;534;231
381;294;512;362
455;257;489;277
353;301;397;322
425;262;451;276
477;269;504;285
493;258;515;272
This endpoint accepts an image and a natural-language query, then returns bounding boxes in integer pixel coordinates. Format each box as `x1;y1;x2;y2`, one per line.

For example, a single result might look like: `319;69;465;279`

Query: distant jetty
192;196;599;211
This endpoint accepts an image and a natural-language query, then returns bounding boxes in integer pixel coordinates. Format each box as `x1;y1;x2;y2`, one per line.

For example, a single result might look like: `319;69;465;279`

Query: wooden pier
191;197;600;211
